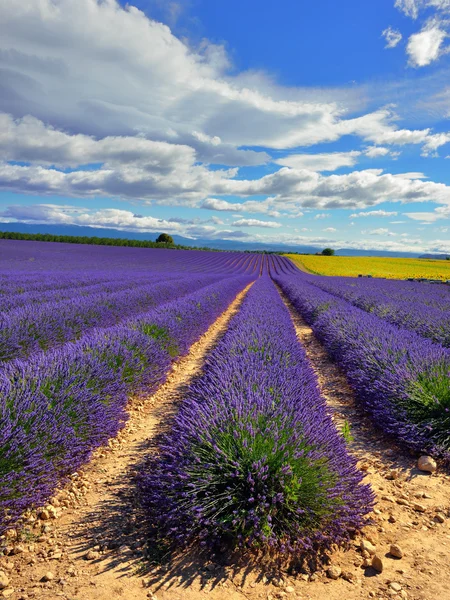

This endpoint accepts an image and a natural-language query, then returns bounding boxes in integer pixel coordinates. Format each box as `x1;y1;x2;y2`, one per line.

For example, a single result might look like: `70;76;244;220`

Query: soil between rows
1;282;450;600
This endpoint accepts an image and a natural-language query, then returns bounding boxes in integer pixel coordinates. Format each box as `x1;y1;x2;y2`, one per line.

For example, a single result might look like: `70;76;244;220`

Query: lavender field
1;240;449;565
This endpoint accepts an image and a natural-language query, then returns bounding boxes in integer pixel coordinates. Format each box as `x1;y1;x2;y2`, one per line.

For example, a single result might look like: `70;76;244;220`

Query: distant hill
0;222;422;257
419;254;450;260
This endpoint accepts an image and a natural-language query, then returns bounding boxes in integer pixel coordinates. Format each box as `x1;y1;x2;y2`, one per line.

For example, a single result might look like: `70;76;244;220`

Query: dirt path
2;282;450;600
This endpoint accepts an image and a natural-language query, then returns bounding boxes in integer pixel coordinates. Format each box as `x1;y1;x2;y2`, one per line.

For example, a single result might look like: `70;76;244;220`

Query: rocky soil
1;283;449;600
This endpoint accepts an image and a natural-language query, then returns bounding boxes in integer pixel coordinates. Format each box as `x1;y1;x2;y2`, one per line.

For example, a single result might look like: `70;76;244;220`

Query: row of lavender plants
273;271;450;459
0;274;253;534
306;275;450;348
139;276;372;556
0;273;180;313
0;273;228;362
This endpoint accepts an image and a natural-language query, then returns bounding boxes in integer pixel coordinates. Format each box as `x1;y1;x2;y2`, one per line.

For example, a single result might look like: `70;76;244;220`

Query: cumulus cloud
3;162;450;215
382;27;403;48
407;22;448;66
0;0;446;157
231;218;282;228
275;151;360;172
323;227;337;232
1;204;184;232
364;146;390;158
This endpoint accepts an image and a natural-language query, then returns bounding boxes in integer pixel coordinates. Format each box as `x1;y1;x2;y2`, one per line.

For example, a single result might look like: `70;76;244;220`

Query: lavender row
0;274;252;535
0;272;119;298
274;273;450;459
0;273;179;314
306;276;450;348
139;276;372;556
0;274;227;363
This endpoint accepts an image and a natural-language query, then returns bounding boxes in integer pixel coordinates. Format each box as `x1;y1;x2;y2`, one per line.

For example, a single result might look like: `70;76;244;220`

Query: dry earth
1;283;450;600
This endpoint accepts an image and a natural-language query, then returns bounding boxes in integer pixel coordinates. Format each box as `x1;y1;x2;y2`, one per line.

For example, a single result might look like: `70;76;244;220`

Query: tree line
0;231;220;252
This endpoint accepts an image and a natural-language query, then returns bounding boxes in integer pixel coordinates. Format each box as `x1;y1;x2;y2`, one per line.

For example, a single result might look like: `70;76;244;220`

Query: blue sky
1;0;450;253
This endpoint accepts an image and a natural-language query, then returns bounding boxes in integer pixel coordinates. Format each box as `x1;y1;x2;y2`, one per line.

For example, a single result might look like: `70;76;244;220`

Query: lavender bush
139;276;373;556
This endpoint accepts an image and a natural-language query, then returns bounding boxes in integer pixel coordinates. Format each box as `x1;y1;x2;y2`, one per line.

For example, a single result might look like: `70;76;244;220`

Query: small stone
285;586;295;593
45;505;58;519
435;513;445;523
417;456;437;473
386;470;400;480
326;566;342;580
362;558;371;568
400;590;408;599
389;544;403;559
371;555;383;573
272;577;284;588
39;509;50;521
388;514;397;523
341;570;356;582
413;503;427;513
396;499;410;507
85;550;100;561
381;495;395;503
41;572;54;582
389;582;402;592
0;573;10;590
360;540;376;555
2;589;14;598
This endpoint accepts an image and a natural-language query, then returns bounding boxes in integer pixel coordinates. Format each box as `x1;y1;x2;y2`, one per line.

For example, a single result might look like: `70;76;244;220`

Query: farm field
286;253;450;280
1;240;450;600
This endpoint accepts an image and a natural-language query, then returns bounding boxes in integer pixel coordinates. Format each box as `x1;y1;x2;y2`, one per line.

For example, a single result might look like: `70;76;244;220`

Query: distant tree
322;248;335;256
156;233;174;244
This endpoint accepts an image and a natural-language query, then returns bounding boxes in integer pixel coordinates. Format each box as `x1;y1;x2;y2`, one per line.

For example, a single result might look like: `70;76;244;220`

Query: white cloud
314;213;331;219
350;210;398;217
231;218;282;228
382;27;403;48
200;197;281;216
0;113;196;171
1;204;184;232
0;0;447;158
3;162;450;215
421;131;450;154
406;22;448;66
364;146;390;158
395;0;421;18
274;151;360;172
395;0;450;18
0;203;253;240
323;227;337;232
365;227;397;236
